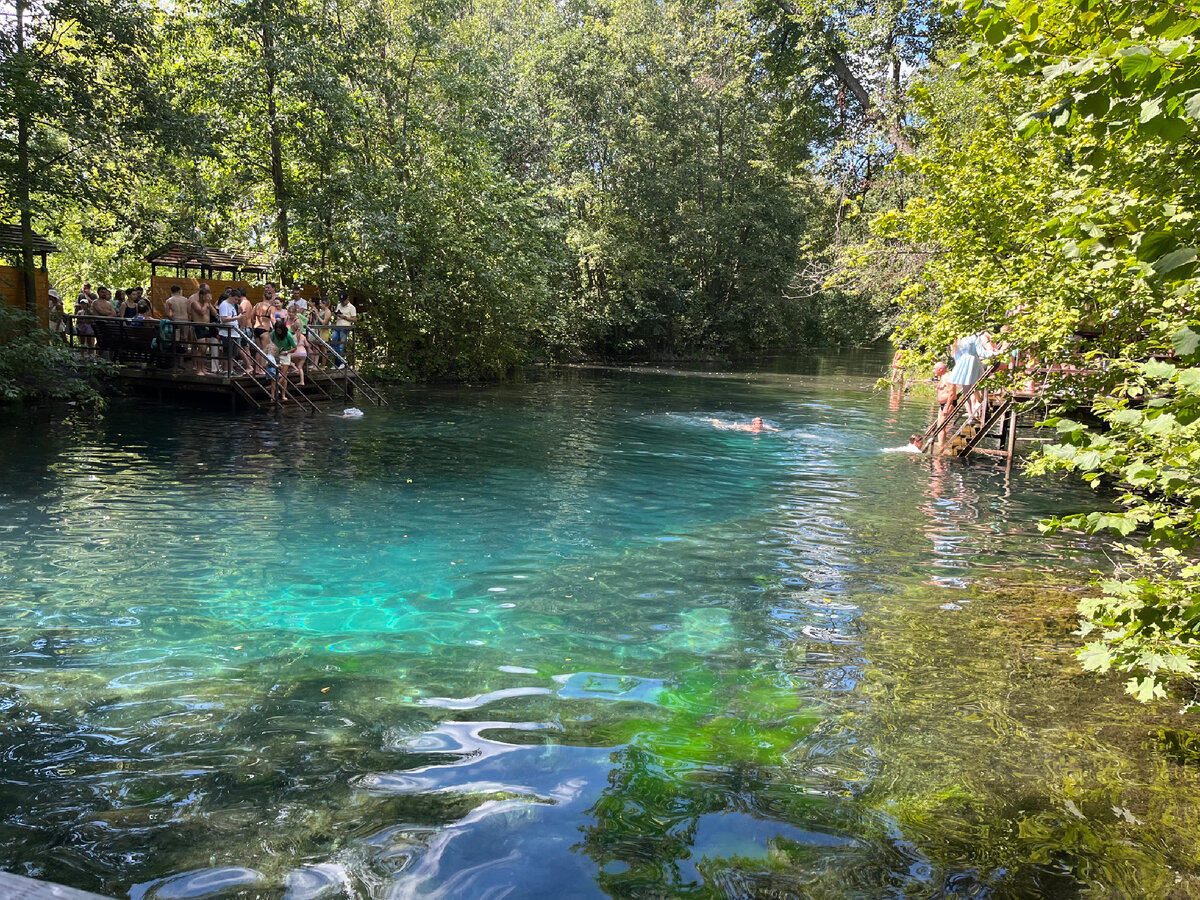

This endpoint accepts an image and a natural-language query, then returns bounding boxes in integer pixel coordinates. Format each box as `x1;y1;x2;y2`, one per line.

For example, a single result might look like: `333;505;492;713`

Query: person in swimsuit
935;360;956;411
311;298;332;369
268;317;298;403
165;285;191;370
253;284;276;354
188;285;219;374
115;289;136;318
288;309;309;386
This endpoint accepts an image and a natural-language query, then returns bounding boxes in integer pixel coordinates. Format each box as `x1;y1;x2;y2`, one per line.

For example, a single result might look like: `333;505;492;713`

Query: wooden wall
0;265;50;328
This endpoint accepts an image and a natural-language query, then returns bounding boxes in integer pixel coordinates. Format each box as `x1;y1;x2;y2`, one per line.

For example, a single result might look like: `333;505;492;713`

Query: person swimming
883;434;925;453
707;416;777;433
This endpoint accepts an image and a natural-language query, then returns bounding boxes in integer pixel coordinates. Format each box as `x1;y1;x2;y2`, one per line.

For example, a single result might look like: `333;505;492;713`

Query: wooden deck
110;364;371;412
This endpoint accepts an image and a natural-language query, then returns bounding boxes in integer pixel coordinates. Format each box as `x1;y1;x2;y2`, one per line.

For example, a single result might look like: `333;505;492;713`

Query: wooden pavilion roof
0;224;59;254
145;242;271;274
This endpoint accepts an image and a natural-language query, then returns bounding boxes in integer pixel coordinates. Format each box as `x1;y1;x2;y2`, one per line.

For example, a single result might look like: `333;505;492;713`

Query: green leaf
1139;97;1163;123
1123;464;1156;486
1176;367;1200;393
1172;327;1200;357
1108;408;1141;425
1152;246;1197;275
1140;360;1176;379
1117;46;1156;80
1185;91;1200;122
1079;642;1113;673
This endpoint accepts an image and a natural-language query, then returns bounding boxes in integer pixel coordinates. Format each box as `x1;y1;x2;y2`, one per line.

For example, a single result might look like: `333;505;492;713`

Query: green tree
0;0;160;309
865;0;1200;707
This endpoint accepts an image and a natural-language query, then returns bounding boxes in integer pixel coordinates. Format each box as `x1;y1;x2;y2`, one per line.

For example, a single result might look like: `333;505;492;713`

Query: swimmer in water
883;434;925;453
708;416;777;433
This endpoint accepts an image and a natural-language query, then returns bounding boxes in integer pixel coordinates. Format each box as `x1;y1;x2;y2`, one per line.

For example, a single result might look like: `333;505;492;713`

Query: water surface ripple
1;351;1197;899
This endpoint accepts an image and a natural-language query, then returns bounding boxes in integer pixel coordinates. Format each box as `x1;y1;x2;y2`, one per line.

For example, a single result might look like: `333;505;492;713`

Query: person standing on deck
288;285;308;319
115;289;136;318
947;332;996;421
91;286;116;318
218;291;250;375
332;294;357;368
311;297;332;369
253;285;277;354
165;285;191;371
268;317;298;403
48;290;66;342
188;286;220;375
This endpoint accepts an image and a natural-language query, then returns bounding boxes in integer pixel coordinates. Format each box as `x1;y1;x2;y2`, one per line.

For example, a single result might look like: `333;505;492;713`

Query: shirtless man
188;285;219;374
165;285;190;370
91;286;116;317
237;288;253;329
707;416;777;433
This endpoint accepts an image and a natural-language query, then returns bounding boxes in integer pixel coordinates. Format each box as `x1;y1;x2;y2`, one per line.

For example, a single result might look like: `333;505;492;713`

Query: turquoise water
2;351;1198;899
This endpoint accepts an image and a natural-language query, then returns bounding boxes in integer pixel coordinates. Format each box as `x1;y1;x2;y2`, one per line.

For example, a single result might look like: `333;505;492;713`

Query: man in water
708;416;776;433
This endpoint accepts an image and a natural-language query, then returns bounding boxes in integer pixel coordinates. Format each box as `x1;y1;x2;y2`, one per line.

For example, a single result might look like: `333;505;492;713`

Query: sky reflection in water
0;350;1193;899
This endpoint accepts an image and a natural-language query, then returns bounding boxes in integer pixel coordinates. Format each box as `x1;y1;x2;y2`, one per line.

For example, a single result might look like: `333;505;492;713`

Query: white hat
48;288;61;299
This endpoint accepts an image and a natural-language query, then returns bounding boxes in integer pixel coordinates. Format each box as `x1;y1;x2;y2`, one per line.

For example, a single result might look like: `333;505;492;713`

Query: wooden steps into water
109;366;384;413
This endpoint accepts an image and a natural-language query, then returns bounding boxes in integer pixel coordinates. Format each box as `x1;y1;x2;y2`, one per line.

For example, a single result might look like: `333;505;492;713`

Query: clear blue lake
1;349;1198;899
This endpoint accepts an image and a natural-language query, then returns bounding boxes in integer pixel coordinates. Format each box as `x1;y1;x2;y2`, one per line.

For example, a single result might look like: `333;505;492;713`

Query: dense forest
4;0;1200;707
2;0;937;377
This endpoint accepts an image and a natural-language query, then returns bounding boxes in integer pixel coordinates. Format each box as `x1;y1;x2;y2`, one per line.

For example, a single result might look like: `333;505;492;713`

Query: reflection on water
0;350;1197;899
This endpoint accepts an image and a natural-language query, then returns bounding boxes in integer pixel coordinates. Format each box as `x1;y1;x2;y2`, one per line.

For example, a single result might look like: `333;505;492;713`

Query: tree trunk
16;0;38;314
771;0;914;156
823;40;913;156
261;0;289;260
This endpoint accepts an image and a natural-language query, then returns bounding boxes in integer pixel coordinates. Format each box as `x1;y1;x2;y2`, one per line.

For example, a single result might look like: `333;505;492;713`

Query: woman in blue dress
947;332;996;420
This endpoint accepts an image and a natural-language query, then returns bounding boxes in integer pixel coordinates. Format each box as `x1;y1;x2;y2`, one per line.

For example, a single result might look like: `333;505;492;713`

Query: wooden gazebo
0;224;59;271
0;224;58;325
145;243;271;280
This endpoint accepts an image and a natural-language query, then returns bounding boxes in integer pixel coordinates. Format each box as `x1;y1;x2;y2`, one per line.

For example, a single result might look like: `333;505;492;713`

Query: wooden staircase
918;362;1037;470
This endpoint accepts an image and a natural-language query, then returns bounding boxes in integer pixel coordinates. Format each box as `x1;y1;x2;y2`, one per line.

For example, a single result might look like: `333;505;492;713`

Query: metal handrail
304;329;388;407
919;360;1006;452
240;329;321;415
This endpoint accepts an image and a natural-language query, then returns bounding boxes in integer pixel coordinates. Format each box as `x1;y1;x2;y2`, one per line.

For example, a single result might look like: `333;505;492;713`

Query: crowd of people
60;280;360;403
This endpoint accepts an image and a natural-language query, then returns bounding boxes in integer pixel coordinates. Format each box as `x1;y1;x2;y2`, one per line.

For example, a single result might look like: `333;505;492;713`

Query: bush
0;307;112;405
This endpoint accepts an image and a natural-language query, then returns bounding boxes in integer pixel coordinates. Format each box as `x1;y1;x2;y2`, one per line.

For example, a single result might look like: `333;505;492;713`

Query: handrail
305;329;388;407
66;315;380;412
240;330;321;415
918;360;1006;453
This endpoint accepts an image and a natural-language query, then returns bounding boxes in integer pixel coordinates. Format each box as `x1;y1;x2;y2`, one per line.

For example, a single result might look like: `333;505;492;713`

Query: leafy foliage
5;0;930;378
0;308;111;404
866;0;1200;708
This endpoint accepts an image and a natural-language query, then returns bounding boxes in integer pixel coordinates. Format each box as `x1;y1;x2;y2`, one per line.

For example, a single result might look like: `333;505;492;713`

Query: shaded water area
1;349;1198;899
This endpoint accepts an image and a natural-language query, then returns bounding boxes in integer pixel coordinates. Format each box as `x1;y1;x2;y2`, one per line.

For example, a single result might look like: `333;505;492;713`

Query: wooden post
1004;405;1018;474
